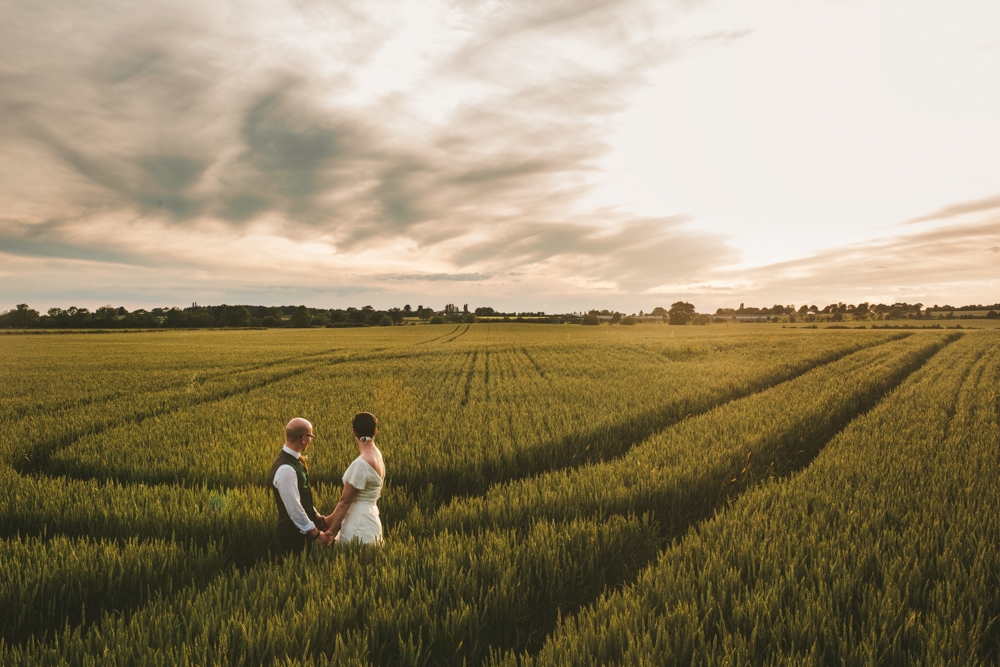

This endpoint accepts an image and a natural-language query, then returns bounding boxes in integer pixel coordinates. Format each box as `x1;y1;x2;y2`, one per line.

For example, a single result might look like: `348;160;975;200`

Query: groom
269;417;333;555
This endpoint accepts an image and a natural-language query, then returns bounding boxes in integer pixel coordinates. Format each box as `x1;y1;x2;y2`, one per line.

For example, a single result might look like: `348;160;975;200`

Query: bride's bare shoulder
360;451;385;479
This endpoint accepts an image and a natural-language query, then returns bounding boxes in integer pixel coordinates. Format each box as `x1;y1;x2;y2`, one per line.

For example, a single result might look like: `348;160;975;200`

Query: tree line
4;299;995;329
0;303;423;329
0;301;705;329
717;302;1000;322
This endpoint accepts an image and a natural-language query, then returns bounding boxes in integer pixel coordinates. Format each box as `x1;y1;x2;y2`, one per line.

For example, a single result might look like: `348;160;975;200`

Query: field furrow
510;332;1000;667
419;333;955;535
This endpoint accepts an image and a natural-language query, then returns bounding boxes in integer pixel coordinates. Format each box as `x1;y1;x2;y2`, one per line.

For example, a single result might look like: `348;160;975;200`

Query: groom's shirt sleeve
273;464;317;534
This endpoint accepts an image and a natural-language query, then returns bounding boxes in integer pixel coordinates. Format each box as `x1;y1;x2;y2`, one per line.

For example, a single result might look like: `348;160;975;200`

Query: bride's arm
321;482;360;541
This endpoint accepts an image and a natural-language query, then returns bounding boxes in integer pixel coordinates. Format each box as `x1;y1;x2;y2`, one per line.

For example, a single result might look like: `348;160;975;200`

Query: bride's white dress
335;457;384;545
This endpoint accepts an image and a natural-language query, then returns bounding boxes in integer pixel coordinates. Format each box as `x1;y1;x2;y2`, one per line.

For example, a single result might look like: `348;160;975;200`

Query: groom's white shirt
273;445;317;534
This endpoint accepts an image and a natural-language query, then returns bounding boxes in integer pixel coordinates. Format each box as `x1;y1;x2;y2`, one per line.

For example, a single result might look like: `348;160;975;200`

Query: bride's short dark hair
353;412;377;438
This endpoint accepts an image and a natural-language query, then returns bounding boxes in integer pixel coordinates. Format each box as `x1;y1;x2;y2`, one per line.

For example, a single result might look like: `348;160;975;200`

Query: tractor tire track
393;333;914;505
443;323;471;343
10;347;426;477
416;324;462;345
424;333;962;663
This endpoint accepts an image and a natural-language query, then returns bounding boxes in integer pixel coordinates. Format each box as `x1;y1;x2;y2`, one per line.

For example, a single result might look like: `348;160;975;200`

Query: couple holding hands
269;412;385;554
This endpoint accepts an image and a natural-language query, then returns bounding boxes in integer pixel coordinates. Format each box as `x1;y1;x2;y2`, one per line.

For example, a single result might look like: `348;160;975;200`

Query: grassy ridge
512;332;999;666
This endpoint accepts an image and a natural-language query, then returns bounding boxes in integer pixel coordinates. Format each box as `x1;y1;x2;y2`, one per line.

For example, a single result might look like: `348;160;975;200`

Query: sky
2;0;999;314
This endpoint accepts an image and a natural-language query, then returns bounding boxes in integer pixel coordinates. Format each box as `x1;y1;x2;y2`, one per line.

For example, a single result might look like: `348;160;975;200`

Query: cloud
381;273;495;282
0;0;745;310
448;215;732;292
0;218;154;266
694;28;754;44
905;193;1000;224
702;215;1000;307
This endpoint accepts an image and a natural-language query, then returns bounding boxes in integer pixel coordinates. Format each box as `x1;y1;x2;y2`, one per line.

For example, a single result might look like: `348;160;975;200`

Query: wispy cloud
380;273;494;282
905;193;1000;224
694;28;753;44
703;215;1000;307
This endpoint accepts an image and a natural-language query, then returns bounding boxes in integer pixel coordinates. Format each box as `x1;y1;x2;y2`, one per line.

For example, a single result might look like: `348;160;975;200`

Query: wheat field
1;324;996;665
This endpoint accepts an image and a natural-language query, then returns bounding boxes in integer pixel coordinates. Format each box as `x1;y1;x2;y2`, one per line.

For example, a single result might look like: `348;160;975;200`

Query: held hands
313;514;335;547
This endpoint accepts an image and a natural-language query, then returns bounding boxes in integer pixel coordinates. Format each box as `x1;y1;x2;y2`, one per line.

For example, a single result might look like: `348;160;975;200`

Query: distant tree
475;306;496;316
692;313;712;325
416;306;434;320
256;306;281;321
650;306;668;318
379;314;393;326
72;307;93;327
187;307;215;327
290;305;313;328
429;315;445;324
403;304;412;313
462;313;476;323
668;301;696;325
610;312;622;324
581;314;600;325
987;310;998;319
164;308;190;328
888;308;903;320
125;309;159;328
5;303;40;328
94;305;119;326
218;305;252;327
444;303;460;315
621;316;637;325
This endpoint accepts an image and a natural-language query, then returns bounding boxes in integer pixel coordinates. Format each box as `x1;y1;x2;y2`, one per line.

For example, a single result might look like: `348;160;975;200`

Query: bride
320;412;385;546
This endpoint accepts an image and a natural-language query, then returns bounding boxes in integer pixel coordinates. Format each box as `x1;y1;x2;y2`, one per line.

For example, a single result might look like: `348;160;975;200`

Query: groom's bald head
285;418;313;445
